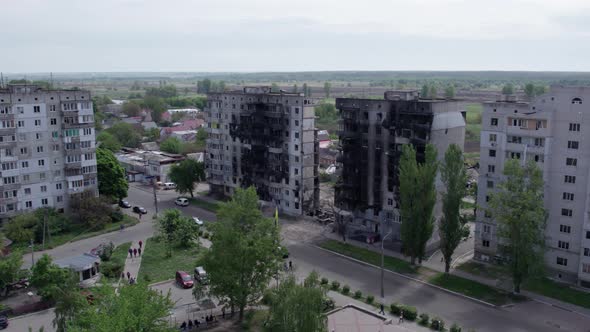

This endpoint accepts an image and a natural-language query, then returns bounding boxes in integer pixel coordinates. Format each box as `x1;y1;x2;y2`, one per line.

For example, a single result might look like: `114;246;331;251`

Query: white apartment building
204;87;319;216
475;86;590;288
0;84;98;222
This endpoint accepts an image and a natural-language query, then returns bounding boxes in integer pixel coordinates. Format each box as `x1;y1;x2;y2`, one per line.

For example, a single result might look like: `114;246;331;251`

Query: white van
194;266;208;284
163;182;177;190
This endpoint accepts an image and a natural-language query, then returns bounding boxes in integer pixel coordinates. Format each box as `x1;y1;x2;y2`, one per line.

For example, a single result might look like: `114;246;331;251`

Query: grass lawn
138;237;203;283
456;261;509;280
189;197;221;213
242;310;268;331
112;241;132;261
319;240;416;274
428;273;524;306
524;277;590;309
465;103;482;145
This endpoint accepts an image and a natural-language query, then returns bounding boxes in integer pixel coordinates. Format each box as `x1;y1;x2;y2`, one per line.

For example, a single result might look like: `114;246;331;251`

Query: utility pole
153;178;159;216
381;229;393;299
30;238;35;267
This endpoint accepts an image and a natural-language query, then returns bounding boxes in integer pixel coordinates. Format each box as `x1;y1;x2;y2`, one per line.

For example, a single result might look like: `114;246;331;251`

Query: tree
429;85;438;99
106;122;142;148
96;131;121;152
30;254;70;301
421;84;429;98
303;83;309;97
160;137;182;154
53;271;87;332
3;213;36;243
168;159;205;198
444;85;456;99
122;101;141;117
534;85;547;96
145;127;160;142
97;147;128;200
0;250;23;296
266;272;327;332
157;209;199;256
399;144;438;264
524;83;535;99
69;196;114;229
502;83;514;95
68;283;174;332
324;82;331;98
439;144;468;273
488;160;547;293
142;96;167;123
200;187;281;320
293;84;298;93
271;83;279;93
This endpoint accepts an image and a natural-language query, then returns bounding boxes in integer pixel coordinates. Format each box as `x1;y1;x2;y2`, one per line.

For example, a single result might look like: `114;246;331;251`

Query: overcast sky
3;0;590;72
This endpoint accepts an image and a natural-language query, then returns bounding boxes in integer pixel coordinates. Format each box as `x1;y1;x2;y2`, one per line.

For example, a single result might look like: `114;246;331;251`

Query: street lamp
381;229;393;299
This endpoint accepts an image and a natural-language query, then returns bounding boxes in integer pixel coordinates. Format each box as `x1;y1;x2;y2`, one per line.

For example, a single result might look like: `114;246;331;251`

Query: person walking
288;260;293;270
139;240;143;249
133;248;137;257
126;271;131;280
399;311;404;324
128;248;133;258
379;304;385;315
138;247;142;256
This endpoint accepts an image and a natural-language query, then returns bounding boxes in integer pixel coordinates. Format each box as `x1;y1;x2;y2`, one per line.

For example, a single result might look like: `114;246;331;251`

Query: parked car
163;182;177;190
0;315;8;329
193;217;203;226
194;266;208;284
175;197;189;207
119;200;131;208
175;271;194;288
133;206;147;214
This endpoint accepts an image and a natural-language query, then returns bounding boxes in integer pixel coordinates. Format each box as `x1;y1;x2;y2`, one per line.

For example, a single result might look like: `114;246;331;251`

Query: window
24;188;31;195
490;118;498;126
25;201;32;208
23;174;29;182
53;144;60;151
558;241;569;250
485;195;490;202
49;105;56;112
483;225;491;233
489;149;496;157
572;98;583;105
36;133;42;140
512;118;527;127
488;165;495;173
509;152;521;159
294;168;299;175
37;146;44;153
489;134;497;142
57;196;63;203
567;141;579;149
34;119;41;126
294;144;299;151
560;225;571;233
387;198;393;206
561;208;573;217
3;176;17;184
508;136;522;143
294;132;299;139
587;231;590;239
556;257;568;266
566;158;577;166
41;185;47;193
534;138;545;147
565;175;576;184
83;128;92;135
584;248;590;257
17;106;24;114
563;192;574;201
584;264;590;274
41;198;48;206
52;131;58;138
569;123;581;132
482;240;490;247
21;161;28;168
17;120;24;127
38;159;45;166
33;106;40;113
487;180;494;188
56;183;62;190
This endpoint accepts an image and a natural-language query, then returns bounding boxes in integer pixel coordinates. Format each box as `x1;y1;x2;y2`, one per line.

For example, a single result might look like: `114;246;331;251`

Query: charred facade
205;87;319;216
335;90;465;251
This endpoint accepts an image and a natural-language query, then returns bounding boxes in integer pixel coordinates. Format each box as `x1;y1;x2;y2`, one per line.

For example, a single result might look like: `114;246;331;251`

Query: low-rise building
115;148;184;183
54;253;101;288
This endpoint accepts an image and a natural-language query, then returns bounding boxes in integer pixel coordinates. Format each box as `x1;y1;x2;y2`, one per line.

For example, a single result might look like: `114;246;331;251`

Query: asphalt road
14;184;590;332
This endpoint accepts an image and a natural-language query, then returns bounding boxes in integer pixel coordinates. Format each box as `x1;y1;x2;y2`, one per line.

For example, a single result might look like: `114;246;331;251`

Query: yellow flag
275;207;279;225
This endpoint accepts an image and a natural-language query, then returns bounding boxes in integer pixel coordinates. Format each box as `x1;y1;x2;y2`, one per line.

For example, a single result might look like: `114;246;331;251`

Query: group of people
283;260;293;271
128;240;143;258
178;315;217;331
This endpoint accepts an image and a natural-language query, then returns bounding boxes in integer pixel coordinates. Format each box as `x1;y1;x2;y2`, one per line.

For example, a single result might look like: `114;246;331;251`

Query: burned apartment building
204;87;319;216
334;90;465;251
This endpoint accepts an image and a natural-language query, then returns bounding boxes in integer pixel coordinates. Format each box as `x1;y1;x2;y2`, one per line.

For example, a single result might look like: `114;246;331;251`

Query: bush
390;303;402;315
342;285;350;295
111;209;124;223
331;280;340;291
402;305;418;321
261;290;274;305
202;232;209;239
450;323;462;332
322;298;335;312
98;242;115;262
353;290;362;299
143;274;151;283
101;258;124;278
419;313;430;326
430;317;445;331
197;229;203;236
366;295;374;305
320;277;329;285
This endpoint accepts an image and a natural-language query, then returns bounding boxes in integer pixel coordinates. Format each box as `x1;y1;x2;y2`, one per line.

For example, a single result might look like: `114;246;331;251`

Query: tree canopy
97;147;128;200
200;187;281;320
0;250;23;296
106;122;142;148
488;160;547;293
168;159;205;198
30;254;70;301
122;101;141;117
160;137;182;154
157;209;200;256
97;131;122;152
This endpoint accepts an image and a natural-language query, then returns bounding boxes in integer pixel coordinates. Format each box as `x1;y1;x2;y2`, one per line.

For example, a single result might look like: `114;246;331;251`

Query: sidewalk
119;240;145;286
321;231;590;318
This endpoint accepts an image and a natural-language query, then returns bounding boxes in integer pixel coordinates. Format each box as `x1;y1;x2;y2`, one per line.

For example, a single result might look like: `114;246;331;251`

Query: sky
3;0;590;72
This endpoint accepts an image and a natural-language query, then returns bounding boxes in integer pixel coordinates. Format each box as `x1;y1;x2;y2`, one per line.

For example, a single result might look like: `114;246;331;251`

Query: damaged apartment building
334;90;465;251
204;87;319;216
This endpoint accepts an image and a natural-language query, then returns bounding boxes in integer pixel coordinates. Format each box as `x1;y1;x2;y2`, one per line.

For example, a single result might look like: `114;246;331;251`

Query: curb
149;278;175;287
313;245;498;308
7;307;54;321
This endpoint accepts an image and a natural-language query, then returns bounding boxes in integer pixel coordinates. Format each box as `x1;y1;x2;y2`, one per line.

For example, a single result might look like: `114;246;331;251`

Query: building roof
54;253;100;272
161;119;204;134
117;148;185;166
167;108;200;113
320;148;339;159
141;121;158;130
327;304;418;332
140;142;160;151
318;130;331;141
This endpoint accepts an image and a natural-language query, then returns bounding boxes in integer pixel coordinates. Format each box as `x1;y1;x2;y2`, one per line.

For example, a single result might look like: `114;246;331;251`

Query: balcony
65;162;82;170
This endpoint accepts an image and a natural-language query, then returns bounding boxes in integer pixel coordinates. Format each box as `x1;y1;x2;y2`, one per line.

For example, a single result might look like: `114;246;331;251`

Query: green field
524;277;590;309
428;273;523;306
138;237;203;283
